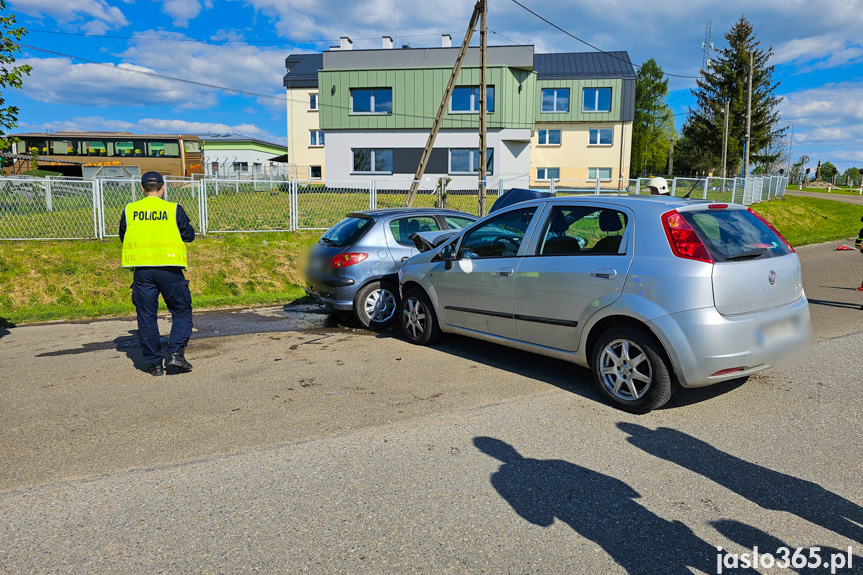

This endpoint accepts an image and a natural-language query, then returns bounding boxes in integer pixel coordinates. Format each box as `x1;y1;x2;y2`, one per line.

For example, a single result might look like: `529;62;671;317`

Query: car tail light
662;210;714;264
332;253;368;268
748;208;795;253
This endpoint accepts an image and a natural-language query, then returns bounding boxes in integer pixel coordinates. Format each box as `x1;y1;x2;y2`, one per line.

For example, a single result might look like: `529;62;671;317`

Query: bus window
50;139;77;155
25;139;48;155
147;141;180;158
115;141;135;157
83;140;107;156
183;140;202;154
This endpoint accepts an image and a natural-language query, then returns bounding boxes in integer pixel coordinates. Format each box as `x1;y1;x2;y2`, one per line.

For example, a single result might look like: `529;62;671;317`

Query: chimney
382;36;393;49
442;34;452;48
331;36;353;51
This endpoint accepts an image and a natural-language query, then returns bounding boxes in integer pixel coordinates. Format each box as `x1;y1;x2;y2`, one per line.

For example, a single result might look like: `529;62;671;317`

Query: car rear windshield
680;208;793;262
320;216;374;248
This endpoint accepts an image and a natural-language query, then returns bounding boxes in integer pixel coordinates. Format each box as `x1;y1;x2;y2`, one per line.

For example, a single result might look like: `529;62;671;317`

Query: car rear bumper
648;296;812;388
305;273;357;311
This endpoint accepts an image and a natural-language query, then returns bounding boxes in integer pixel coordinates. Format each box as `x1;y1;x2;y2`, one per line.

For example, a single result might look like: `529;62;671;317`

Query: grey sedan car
398;195;811;412
305;208;476;329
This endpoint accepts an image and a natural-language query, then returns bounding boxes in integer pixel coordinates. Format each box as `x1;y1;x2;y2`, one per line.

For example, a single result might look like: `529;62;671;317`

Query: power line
510;0;701;80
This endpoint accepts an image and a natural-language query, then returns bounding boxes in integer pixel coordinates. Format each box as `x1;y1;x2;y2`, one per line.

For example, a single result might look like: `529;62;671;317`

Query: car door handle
591;268;617;280
495;268;514;277
401;256;410;262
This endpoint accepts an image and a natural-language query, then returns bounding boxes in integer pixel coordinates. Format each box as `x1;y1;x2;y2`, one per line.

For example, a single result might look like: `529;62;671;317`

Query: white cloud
156;0;213;27
10;0;128;30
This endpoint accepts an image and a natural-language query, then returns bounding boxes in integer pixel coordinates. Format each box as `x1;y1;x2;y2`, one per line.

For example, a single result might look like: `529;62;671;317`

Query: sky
5;0;863;174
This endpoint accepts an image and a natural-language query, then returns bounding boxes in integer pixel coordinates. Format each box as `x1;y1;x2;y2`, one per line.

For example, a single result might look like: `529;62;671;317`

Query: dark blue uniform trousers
131;267;193;367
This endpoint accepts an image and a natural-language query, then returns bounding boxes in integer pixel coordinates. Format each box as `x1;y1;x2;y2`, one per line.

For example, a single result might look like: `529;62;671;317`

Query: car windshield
680;208;793;262
320;216;374;248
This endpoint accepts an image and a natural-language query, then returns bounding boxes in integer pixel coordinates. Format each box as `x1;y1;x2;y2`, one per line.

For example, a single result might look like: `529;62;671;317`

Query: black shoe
148;363;165;376
165;351;193;371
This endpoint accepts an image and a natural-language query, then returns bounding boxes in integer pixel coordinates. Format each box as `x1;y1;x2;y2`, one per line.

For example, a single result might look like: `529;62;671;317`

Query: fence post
635;178;641;195
595;176;600;195
671;178;678;197
550;178;556;195
92;179;100;240
732;178;737;203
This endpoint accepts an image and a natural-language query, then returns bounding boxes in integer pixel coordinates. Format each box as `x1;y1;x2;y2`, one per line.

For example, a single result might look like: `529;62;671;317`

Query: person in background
119;171;195;376
646;177;670;195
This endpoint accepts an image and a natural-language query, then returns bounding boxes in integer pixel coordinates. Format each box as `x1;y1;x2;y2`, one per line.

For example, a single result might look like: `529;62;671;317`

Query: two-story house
283;37;634;186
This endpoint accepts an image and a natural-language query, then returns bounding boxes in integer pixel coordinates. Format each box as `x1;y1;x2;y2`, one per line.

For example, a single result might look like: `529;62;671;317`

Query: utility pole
477;0;487;216
667;139;674;177
405;1;484;207
721;99;729;178
744;52;753;178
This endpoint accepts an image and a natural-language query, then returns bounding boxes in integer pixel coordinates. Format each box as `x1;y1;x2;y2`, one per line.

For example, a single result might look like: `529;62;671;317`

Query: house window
541;88;569;113
350;88;393;114
537;129;561;146
353;149;393;174
449;149;494;175
309;93;318;111
450;86;495;113
537;168;560;180
232;162;249;173
588;167;613;181
310;166;322;179
589;128;613;146
583;88;612;113
310;130;325;147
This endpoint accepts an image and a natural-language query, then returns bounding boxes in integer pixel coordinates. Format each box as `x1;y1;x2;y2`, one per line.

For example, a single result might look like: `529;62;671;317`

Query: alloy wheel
598;338;653;401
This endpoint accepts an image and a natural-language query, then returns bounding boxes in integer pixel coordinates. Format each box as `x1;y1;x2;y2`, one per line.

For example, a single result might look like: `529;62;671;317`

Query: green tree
681;16;783;176
0;0;30;149
631;58;677;176
842;167;860;186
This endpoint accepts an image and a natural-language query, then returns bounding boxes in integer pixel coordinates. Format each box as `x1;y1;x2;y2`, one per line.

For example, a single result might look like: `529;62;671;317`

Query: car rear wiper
319;237;339;247
726;248;768;260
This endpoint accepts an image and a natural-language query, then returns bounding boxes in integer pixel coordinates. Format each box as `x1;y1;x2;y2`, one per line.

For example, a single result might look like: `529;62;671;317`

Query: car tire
354;280;399;329
591;326;673;413
400;288;442;345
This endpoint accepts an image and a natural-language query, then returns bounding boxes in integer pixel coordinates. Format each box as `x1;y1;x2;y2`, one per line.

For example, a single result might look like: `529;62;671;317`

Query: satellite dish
799;155;809;165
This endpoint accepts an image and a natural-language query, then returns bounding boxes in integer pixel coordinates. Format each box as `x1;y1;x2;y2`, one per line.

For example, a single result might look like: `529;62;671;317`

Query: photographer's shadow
473;437;739;574
619;423;863;544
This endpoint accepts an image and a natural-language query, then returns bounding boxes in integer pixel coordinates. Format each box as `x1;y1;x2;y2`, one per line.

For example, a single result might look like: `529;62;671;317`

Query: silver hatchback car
398;195;811;412
305;208;476;328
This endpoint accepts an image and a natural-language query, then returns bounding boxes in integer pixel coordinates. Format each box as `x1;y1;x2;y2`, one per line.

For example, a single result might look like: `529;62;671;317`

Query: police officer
119;171;195;376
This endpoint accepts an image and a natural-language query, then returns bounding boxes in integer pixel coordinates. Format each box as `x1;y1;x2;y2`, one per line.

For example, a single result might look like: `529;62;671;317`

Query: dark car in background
305;208;477;329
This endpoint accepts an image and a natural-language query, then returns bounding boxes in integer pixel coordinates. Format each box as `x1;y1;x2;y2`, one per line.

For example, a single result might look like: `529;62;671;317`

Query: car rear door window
444;216;475;229
390;216;442;246
537;206;628;255
320;216;374;248
681;209;793;262
458;207;537;259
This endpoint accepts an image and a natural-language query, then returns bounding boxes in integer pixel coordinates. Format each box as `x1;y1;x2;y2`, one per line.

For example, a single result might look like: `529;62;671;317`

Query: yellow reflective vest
121;195;188;268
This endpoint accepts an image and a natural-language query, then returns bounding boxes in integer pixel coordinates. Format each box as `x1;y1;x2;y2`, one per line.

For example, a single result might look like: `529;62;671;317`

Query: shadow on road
807;298;863;310
473;436;738;574
0;317;14;340
619;423;863;545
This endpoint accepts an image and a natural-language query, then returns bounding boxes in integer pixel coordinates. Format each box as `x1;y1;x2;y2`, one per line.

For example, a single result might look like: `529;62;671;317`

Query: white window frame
352;149;393;174
350;88;393;115
310;130;325;147
583;88;612;113
588;167;613;181
537;167;560;180
309;93;318;111
588;128;613;146
537;129;562;146
449;86;495;114
448;148;494;175
541;88;570;113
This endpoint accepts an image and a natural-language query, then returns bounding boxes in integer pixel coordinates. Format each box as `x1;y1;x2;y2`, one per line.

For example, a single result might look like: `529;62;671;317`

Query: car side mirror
441;246;455;270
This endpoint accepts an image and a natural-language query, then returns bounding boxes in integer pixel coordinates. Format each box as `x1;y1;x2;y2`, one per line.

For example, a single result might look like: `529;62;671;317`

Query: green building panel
319;66;535;131
535;78;623;123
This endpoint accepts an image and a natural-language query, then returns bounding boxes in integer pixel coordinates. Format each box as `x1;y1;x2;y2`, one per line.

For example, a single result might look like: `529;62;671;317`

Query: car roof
504;194;744;211
347;207;477;219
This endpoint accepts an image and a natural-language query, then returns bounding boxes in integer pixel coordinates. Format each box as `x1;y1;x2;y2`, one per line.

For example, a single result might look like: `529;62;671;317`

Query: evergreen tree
680;16;783;176
0;0;30;149
631;58;677;176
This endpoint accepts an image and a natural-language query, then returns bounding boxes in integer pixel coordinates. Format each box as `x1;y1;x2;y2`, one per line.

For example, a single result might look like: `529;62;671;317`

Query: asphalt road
1;241;862;574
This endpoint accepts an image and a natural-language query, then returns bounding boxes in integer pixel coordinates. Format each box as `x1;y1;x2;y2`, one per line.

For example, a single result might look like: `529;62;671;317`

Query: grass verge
2;195;861;325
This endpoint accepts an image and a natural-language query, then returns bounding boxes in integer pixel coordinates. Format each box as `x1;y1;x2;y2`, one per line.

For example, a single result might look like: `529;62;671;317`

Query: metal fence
0;175;789;240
